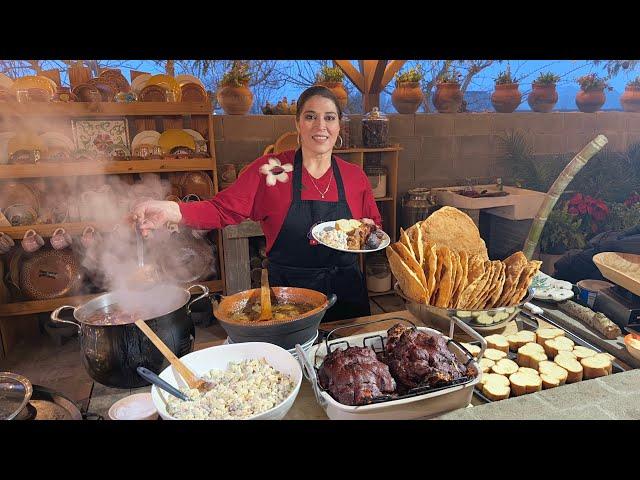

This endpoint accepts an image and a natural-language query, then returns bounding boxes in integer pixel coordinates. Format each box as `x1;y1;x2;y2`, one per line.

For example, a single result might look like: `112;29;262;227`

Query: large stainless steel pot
50;284;209;388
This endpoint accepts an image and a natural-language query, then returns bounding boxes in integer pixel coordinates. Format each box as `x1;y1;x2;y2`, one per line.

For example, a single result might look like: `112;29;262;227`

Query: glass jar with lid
364;164;387;198
339;114;351;149
361;107;389;148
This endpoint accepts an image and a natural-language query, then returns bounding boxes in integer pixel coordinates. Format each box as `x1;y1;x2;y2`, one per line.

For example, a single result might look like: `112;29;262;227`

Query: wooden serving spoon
134;319;213;393
258;268;273;321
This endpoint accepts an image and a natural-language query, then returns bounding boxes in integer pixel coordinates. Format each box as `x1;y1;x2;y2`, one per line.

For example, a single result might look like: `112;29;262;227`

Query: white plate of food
530;271;574;302
312;219;390;253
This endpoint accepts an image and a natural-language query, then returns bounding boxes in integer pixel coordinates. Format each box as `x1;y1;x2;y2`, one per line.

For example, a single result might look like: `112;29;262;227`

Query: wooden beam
334;60;364;92
380;60;407;90
368;60;388;94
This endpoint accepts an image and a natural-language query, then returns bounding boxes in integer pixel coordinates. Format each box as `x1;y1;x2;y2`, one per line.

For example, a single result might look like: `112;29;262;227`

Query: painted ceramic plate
145;74;181;102
39;132;75;152
131;130;161;151
131;73;151;95
72;119;130;154
158;129;195;153
531;271;574;302
311;221;390;254
175;74;205;89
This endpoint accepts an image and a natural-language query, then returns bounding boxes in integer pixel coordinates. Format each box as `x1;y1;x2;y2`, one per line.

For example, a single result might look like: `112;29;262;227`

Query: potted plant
216;61;253;115
539;207;587;274
432;67;463;113
575;73;609;113
391;65;424;114
315;65;347;110
491;69;522;113
620;76;640;112
527;72;560;113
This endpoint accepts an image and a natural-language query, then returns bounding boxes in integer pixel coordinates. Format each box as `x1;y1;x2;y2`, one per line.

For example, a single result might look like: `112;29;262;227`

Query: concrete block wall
212;112;640;199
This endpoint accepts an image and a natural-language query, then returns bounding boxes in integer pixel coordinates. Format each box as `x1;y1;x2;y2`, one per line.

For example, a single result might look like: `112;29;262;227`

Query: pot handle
295;344;327;409
50;305;81;335
326;294;337;309
449;316;487;362
186;284;210;314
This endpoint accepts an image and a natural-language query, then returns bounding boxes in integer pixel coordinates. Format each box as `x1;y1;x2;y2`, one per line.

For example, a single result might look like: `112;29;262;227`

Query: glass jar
401;187;438;230
364;164;387;198
339;114;351;149
366;255;391;293
362;107;389;148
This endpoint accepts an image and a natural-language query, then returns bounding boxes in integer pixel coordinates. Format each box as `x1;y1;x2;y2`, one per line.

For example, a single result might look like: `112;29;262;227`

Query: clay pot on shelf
391;81;424;114
315;81;348;110
620;84;640;112
575;87;605;113
216;84;253;115
432;83;463;113
527;82;558;113
491;83;522;113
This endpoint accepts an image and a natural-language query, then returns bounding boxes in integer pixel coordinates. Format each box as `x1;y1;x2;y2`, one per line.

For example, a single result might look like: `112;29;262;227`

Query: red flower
93;133;114;152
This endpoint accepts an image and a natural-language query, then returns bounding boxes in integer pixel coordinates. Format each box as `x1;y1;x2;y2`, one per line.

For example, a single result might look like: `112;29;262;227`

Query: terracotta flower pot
391;81;424;114
432;83;463;113
491;83;522;113
575;87;605;113
216;84;253;115
620;85;640;112
527;83;558;113
316;81;348;110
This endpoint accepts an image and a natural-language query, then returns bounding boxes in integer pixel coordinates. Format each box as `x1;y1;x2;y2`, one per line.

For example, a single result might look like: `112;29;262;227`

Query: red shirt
179;150;382;254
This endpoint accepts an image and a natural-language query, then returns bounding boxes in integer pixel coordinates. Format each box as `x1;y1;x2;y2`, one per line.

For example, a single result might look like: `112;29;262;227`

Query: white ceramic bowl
151;342;302;420
624;334;640;361
108;393;158;420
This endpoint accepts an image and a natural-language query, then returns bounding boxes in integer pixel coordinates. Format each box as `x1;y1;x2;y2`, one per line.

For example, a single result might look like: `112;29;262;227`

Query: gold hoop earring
336;135;343;149
297;134;301;146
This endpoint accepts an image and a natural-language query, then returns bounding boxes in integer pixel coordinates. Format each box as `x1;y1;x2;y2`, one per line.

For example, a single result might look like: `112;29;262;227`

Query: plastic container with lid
362;107;389;148
366;255;392;293
364;164;387;198
339;114;351;149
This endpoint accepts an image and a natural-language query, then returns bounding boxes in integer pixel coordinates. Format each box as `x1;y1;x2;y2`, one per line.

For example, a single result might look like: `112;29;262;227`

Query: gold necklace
308;170;334;199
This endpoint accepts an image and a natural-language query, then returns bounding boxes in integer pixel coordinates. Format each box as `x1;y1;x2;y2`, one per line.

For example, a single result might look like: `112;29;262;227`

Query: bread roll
507;331;537;351
484;348;508;362
572;346;597;360
485;334;509;353
517;342;547;369
538;360;568;386
581;354;612;379
481;373;511;401
554;355;583;383
479;357;495;373
543;336;575;358
491;358;519;376
509;370;542;396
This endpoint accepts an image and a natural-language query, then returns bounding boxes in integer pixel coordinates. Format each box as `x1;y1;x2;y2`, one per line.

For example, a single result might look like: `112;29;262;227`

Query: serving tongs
134;319;214;395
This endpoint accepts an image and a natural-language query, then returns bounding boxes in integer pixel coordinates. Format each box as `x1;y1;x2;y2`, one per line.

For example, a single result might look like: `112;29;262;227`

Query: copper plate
180;82;206;102
86;78;115;102
139;85;167;102
99;69;131;93
178;171;214;199
19;248;83;300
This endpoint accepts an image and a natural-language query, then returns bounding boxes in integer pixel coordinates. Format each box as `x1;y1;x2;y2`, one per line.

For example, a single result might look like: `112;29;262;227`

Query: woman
132;85;382;322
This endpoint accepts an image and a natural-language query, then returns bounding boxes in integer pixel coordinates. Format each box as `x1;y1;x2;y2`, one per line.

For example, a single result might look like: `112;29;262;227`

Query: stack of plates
223;331;319;359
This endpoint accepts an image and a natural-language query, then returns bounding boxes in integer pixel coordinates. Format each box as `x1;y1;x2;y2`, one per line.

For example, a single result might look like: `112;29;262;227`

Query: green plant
438;67;461;84
316;65;344;83
495;69;518;85
628;76;640;88
394;65;424;86
218;61;251;87
577;73;609;91
600;201;640;232
534;72;560;85
540;206;587;254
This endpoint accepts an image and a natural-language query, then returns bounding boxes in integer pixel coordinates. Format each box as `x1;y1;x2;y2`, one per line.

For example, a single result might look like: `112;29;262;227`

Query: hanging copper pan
19;248;83;300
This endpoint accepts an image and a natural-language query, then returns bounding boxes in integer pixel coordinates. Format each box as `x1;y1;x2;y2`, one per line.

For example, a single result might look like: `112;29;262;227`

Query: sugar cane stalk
522;134;609;259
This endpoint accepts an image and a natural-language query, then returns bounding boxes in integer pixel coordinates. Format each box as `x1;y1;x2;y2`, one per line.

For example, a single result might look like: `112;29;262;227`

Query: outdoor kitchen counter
87;310;638;420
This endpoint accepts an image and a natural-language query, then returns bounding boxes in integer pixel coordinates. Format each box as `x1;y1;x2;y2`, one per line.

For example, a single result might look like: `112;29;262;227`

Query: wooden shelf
334;146;402;153
0;101;213;117
0;157;215;179
0;279;223;317
2;222;116;239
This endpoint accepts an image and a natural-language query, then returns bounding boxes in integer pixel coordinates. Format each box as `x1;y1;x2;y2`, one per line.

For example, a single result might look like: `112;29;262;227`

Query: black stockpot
50;284;209;388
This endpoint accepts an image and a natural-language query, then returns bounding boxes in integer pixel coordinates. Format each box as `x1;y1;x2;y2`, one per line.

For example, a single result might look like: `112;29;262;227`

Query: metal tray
297;316;487;420
471;312;625;403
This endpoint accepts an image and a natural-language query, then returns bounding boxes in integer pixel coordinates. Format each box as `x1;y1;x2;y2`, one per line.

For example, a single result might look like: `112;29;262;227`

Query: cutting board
536;301;640;369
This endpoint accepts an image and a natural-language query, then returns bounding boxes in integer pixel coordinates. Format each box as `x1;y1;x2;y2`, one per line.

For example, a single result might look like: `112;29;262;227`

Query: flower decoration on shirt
259;158;293;186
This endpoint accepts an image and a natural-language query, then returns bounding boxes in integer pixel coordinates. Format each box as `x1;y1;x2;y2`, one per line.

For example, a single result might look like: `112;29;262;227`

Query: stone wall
212;112;640;198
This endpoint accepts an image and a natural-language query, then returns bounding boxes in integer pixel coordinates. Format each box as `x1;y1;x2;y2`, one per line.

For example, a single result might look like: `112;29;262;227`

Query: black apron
268;149;370;322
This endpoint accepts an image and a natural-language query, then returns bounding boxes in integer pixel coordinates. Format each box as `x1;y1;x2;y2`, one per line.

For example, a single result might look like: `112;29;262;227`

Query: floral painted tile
71;119;130;154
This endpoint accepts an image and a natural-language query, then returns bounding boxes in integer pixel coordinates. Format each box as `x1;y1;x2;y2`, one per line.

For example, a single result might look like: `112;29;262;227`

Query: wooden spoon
134;319;213;392
258;268;272;321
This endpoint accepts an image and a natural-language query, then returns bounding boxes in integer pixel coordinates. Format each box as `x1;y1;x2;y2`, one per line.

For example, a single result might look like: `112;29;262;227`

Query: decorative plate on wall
71;119;130;155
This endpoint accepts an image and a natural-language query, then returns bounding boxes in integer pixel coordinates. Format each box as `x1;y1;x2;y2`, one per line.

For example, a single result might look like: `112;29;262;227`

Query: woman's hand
131;200;182;237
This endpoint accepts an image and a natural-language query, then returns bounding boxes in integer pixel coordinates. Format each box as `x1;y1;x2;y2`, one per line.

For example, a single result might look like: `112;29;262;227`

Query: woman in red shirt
133;86;381;322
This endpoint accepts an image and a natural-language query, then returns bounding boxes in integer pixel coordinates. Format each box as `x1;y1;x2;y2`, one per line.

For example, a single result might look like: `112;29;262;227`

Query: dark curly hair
296;85;343;121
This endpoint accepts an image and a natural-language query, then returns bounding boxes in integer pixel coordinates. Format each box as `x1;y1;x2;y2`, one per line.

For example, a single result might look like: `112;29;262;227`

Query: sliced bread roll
517;367;539;377
540;374;561;389
491;358;519;376
509;370;542;396
479;357;495;373
517;342;547;369
555;350;577;360
507;331;537;351
485;334;509;353
484;348;508;362
543;336;575;358
536;328;565;346
481;373;511;401
572;345;597;360
554;354;584;383
581;354;613;379
461;342;481;358
538;360;568;386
